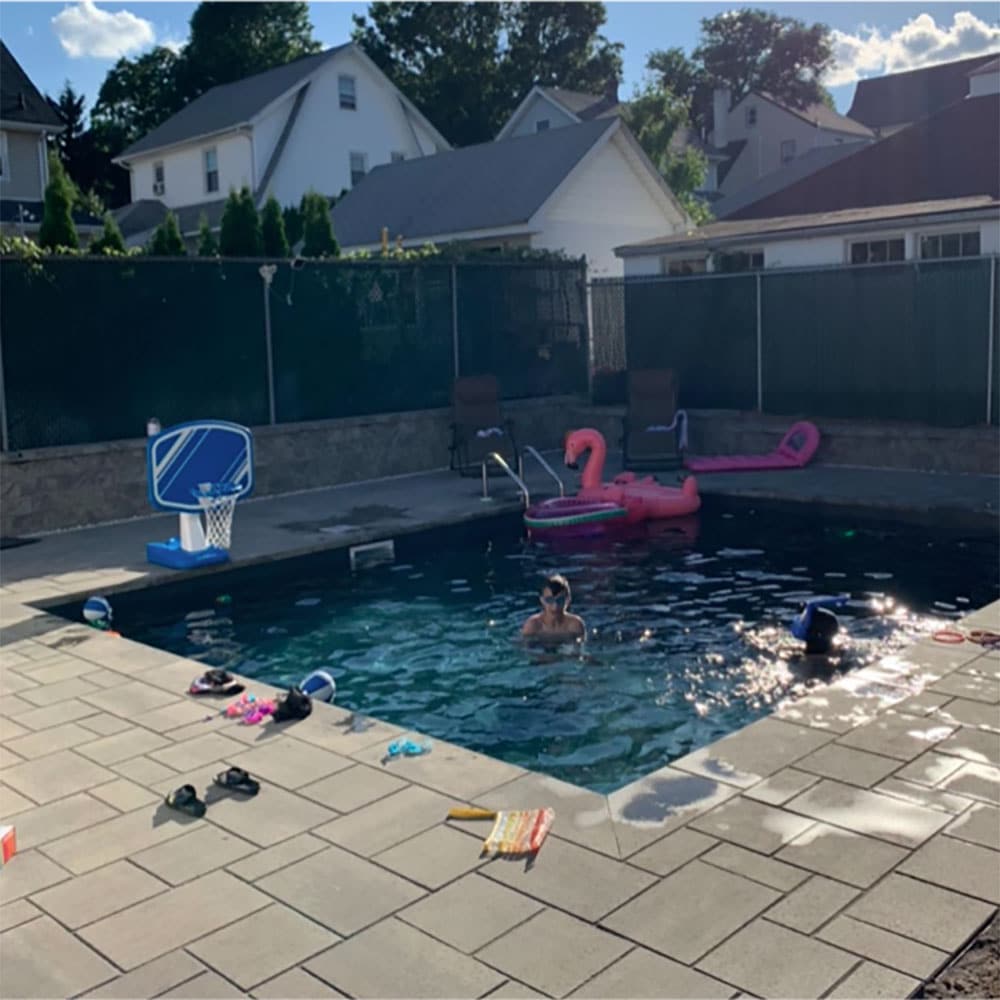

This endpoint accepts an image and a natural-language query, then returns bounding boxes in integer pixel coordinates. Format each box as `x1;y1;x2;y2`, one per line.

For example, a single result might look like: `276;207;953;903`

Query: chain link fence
0;257;589;450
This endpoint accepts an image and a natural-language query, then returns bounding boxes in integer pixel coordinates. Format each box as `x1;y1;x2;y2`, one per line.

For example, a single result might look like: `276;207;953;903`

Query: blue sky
4;2;999;119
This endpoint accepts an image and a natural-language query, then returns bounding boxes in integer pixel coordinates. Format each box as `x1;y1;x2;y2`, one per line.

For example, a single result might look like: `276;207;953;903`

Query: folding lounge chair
449;375;519;477
622;369;686;470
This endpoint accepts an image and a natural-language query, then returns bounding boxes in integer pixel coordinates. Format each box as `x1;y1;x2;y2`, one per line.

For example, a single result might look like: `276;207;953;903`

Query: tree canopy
352;2;622;146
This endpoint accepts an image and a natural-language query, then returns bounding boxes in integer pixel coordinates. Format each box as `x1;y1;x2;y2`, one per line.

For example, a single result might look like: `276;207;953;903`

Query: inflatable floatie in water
299;669;336;704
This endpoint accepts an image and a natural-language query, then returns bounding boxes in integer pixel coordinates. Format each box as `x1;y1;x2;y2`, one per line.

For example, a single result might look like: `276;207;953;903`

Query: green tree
89;213;126;254
149;212;187;256
261;195;290;257
300;191;338;258
38;153;79;250
353;2;623;146
219;187;262;256
282;203;304;248
196;213;218;256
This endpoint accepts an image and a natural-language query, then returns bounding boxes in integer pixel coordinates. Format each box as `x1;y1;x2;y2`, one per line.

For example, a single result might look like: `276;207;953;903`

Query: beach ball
82;595;113;629
299;669;336;704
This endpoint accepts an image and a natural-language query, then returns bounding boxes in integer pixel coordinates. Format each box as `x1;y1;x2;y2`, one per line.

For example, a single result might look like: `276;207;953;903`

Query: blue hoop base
147;538;230;570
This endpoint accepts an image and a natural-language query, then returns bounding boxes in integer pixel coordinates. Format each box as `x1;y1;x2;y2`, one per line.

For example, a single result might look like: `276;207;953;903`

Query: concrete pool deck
1;462;998;998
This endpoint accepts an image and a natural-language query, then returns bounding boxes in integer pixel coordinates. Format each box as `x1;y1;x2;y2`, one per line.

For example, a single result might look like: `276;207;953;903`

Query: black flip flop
164;784;206;817
214;767;260;796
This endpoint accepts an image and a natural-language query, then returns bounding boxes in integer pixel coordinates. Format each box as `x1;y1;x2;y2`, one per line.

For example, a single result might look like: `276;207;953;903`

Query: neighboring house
615;196;1000;277
0;41;100;240
847;52;999;135
496;84;620;140
113;43;450;248
707;88;875;200
332;117;690;277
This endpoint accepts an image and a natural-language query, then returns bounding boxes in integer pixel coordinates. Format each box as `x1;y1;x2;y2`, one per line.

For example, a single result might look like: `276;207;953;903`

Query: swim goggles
385;739;432;758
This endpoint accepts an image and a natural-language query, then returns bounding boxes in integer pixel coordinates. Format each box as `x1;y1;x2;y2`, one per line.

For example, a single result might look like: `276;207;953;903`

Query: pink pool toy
684;421;820;473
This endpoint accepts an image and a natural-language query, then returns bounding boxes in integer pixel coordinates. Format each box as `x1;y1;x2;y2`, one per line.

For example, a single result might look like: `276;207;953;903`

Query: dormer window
536;119;550;132
153;161;165;196
339;75;357;110
746;107;757;127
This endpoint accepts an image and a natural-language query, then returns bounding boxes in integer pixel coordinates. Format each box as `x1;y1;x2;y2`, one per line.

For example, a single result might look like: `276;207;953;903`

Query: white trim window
536;119;550;132
349;151;367;186
0;131;8;183
849;237;904;264
780;139;796;164
661;256;708;276
339;74;357;110
153;161;165;196
745;106;757;127
390;151;406;163
715;249;764;273
204;147;219;194
920;230;981;259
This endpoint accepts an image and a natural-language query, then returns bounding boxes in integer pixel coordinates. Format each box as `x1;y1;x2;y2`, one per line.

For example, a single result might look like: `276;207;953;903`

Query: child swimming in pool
521;574;586;644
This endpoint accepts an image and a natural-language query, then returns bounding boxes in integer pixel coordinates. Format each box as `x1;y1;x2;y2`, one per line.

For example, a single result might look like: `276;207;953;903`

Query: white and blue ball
299;669;336;704
83;595;113;629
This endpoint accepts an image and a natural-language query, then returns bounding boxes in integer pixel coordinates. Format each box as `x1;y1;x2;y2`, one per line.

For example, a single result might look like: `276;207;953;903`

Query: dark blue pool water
108;502;997;792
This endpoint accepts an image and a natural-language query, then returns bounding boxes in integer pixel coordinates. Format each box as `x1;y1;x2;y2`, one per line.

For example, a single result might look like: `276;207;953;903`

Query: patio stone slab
374;823;486;889
79;713;134;736
273;710;403;758
251;968;345;998
696;919;857;998
0;849;71;902
30;859;167;929
12;698;101;731
872;776;973;814
0;897;43;930
298;763;407;813
189;903;339;990
836;713;956;761
689;796;815;854
0;914;117;999
794;743;901;787
477;907;630;998
628;827;718;876
79;869;271;970
82;681;180;717
608;766;739;857
775;823;908;888
935;697;1000;731
149;732;247;772
0;716;29;741
314;784;457;856
897;833;1000;903
1;748;115;803
672;717;832;788
484;979;545;998
0;783;35;816
19;676;99;707
90;777;159;812
227;739;353;789
929;671;1000;703
817;914;949;979
764;874;859;934
826;962;920;1000
134;700;219;733
784;778;951;847
890;690;954;716
481;832;655;922
775;676;909;735
257;844;425;936
82;668;130;690
601;861;779;963
113;754;182;787
228;833;328;881
7;791;117;849
0;744;24;768
569;947;734;999
162;971;246;997
944;801;1000;849
4;721;98;759
701;842;810;891
18;657;97;685
87;950;207;999
939;760;1000;802
131;825;258;884
42;803;198;874
743;768;819;806
934;726;1000;766
76;727;172;765
845;873;995;952
399;872;543;954
896;750;970;787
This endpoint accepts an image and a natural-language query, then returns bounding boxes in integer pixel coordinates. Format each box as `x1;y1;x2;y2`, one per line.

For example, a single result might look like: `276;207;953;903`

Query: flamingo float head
564;429;609;488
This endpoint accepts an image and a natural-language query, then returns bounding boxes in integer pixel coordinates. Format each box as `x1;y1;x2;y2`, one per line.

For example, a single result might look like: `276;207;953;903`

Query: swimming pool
99;501;997;793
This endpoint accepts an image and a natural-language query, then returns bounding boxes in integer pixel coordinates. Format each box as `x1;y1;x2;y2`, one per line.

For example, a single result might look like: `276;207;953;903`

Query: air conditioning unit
153;181;165;196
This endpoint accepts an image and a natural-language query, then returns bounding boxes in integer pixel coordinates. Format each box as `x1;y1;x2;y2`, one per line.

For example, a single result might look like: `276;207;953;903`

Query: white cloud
51;1;155;60
827;11;1000;87
160;35;187;56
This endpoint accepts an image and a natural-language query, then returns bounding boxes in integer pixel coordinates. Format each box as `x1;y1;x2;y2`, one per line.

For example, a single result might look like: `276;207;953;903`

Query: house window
204;147;219;193
339;75;357;110
153;161;165;196
714;249;764;273
780;140;796;164
849;238;905;264
661;257;708;276
349;152;367;187
920;230;981;259
0;132;7;181
390;151;406;163
745;106;757;127
536;119;550;132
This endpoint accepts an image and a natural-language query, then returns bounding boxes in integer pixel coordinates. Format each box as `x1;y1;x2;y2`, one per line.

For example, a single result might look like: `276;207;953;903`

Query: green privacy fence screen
616;256;999;427
0;257;588;450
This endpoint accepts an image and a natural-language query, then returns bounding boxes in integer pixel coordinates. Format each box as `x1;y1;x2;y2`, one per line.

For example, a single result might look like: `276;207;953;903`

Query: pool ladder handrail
482;452;530;507
522;445;565;497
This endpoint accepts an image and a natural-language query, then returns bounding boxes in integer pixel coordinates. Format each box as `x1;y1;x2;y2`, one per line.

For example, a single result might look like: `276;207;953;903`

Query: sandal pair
163;768;260;817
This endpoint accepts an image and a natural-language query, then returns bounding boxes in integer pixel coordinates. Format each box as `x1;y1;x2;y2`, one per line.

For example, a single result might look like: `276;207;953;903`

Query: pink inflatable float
684;421;820;473
524;428;700;538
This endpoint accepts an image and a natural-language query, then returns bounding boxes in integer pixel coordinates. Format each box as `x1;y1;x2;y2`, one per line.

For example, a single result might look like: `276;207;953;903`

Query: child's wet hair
542;574;570;599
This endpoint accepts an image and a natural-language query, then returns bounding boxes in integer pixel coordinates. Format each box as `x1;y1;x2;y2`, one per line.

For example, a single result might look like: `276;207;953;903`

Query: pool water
112;503;997;793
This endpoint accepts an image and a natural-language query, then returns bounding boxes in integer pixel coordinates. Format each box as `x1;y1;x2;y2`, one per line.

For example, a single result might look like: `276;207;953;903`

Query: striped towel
448;807;555;856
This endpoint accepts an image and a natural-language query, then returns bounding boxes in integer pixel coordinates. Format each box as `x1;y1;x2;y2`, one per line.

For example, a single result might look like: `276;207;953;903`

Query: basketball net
195;483;240;551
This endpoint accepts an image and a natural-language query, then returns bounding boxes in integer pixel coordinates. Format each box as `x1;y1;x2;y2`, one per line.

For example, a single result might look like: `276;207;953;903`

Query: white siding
969;70;1000;98
763;236;844;269
504;95;578;139
532;135;686;277
252;91;296;189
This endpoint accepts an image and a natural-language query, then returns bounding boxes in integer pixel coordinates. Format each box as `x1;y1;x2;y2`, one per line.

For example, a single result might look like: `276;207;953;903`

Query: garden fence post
988;256;997;425
451;263;460;378
259;264;277;425
756;272;763;412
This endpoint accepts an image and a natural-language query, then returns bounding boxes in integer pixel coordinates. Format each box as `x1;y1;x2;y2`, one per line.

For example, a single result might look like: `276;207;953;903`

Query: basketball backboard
147;420;254;513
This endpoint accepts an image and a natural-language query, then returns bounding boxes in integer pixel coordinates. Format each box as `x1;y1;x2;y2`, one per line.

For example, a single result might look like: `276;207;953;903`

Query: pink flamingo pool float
524;428;700;538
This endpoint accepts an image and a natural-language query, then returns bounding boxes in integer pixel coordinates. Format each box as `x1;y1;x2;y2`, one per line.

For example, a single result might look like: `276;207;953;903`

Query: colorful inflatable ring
932;629;965;644
524;505;628;530
969;630;1000;646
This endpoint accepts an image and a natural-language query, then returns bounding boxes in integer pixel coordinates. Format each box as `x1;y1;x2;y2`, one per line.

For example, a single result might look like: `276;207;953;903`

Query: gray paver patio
569;947;735;999
817;914;948;979
763;874;859;934
826;962;920;1000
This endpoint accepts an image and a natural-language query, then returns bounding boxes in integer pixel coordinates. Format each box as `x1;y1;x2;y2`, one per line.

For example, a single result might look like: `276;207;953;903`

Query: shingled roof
0;41;62;129
537;86;620;121
847;52;1000;130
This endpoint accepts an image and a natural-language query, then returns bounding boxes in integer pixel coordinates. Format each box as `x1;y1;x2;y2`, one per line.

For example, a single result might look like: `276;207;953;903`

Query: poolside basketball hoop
194;482;241;551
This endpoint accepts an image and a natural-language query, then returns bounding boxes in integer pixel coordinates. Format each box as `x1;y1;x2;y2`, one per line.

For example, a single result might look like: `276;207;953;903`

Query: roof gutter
0;119;64;134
